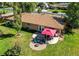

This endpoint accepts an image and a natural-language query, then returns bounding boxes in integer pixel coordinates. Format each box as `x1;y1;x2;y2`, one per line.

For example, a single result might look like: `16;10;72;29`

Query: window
37;26;44;32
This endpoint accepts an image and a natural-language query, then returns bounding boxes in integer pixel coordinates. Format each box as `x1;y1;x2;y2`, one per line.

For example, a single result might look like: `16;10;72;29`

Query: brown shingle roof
6;13;64;30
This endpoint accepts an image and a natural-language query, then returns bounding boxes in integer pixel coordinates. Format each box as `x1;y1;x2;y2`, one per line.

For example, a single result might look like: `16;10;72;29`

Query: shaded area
21;27;37;33
1;20;14;28
1;20;36;33
53;17;64;25
0;33;15;40
64;28;75;35
1;44;21;56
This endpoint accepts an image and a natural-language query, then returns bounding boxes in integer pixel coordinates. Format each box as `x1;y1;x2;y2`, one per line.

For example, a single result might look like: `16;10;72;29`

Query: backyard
0;25;79;56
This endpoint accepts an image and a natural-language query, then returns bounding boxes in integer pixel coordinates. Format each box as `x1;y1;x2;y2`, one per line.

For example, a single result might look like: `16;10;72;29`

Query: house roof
6;13;64;30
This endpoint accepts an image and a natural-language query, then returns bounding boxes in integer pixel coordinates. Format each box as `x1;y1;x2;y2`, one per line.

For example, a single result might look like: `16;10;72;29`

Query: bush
2;45;21;56
52;10;58;13
2;21;14;28
37;8;42;13
0;10;8;14
2;10;8;14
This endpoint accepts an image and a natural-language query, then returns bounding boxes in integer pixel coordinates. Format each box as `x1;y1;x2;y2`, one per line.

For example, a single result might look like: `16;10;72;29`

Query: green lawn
0;8;13;14
48;9;67;13
0;26;79;56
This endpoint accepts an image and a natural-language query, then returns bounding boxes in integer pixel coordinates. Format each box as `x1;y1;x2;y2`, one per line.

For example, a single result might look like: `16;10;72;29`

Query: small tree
13;2;22;36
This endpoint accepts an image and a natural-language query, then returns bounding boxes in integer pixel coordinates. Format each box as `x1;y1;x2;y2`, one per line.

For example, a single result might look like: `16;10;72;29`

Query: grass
0;26;79;56
0;8;13;14
48;9;67;13
0;26;17;55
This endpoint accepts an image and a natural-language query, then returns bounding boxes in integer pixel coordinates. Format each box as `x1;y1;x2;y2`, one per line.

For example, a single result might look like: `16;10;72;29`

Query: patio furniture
46;35;52;41
32;34;46;44
32;34;37;39
42;28;57;36
29;42;47;51
41;28;57;42
47;37;59;44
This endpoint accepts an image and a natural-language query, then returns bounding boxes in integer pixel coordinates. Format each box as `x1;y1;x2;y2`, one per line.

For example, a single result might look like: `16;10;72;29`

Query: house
49;2;69;9
0;13;13;19
6;13;64;34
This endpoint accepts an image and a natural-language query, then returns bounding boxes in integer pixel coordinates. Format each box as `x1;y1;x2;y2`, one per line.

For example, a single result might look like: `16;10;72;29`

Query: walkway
29;42;47;51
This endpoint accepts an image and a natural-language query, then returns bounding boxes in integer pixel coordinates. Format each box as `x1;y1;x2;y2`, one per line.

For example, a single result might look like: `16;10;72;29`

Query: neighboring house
43;2;49;8
1;13;13;17
38;2;49;9
49;2;69;9
35;9;48;13
6;13;64;34
41;9;48;13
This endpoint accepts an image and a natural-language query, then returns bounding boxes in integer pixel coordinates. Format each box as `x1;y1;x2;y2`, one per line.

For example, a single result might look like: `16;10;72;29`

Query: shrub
52;10;58;13
2;21;14;28
2;45;21;56
37;8;42;13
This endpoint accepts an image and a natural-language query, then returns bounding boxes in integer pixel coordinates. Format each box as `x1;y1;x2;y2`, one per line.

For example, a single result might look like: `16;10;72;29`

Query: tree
13;2;22;36
37;7;42;13
38;3;46;9
19;2;26;12
22;2;37;12
48;2;59;5
64;3;79;33
0;2;7;25
1;2;5;14
66;3;79;28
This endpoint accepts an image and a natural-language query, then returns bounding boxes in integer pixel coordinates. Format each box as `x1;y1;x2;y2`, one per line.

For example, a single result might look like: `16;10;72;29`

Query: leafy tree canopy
24;2;37;12
66;2;79;28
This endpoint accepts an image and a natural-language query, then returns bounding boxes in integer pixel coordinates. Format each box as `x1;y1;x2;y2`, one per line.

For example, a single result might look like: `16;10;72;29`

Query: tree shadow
64;28;75;35
21;27;37;33
65;31;75;35
64;24;75;35
1;44;21;56
0;33;15;40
